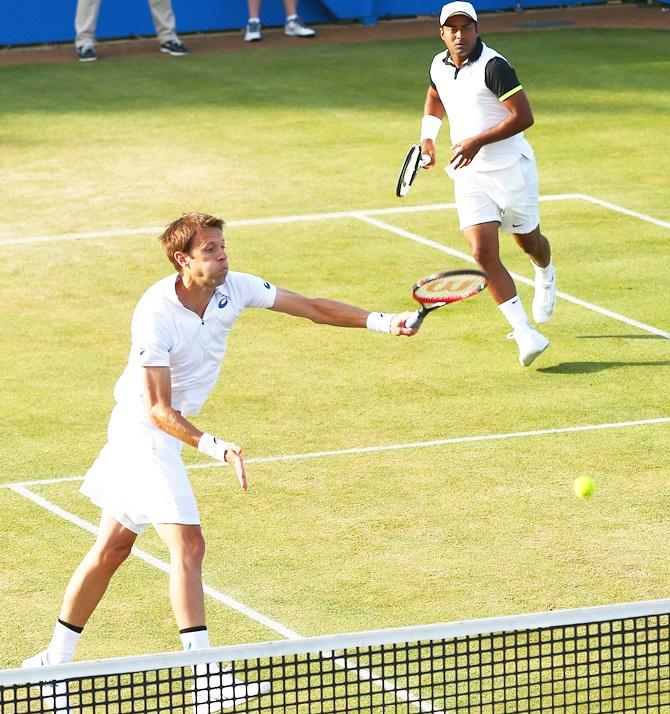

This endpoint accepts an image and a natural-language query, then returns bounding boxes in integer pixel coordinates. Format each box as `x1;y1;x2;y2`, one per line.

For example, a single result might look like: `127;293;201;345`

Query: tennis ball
573;476;595;499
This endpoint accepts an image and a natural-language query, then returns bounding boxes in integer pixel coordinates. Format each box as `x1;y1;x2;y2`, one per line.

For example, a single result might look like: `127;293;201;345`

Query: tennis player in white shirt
23;212;418;710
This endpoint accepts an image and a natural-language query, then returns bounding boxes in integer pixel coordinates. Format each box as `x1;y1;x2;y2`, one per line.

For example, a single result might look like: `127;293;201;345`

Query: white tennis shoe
244;20;262;42
284;16;315;37
22;651;70;714
510;327;550;367
193;665;271;713
532;264;556;324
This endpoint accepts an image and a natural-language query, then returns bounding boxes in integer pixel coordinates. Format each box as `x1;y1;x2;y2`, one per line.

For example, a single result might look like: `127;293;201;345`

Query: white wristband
366;312;393;334
198;432;227;462
420;114;442;143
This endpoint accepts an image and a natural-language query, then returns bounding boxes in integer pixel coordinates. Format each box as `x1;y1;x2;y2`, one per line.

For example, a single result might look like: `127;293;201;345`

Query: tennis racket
406;269;488;328
396;144;430;198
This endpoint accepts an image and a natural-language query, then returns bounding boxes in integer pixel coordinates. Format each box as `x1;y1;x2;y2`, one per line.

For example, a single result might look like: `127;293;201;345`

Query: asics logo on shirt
264;282;271;289
139;348;145;355
218;296;229;308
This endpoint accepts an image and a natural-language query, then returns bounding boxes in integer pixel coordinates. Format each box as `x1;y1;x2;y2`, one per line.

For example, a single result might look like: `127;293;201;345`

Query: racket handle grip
405;311;424;329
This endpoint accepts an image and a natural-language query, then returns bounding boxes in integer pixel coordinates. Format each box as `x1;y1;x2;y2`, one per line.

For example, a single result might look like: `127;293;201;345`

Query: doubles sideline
6;493;435;710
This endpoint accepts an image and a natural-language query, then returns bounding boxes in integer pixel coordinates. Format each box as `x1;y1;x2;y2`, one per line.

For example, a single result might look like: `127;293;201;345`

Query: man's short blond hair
159;213;225;272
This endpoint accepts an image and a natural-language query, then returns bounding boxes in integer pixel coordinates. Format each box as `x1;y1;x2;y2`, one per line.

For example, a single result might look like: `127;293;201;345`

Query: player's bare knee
95;540;133;571
514;236;537;255
514;227;543;252
470;244;501;269
182;531;206;566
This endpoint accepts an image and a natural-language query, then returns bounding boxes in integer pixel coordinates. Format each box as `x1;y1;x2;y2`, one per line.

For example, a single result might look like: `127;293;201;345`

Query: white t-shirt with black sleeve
429;39;534;172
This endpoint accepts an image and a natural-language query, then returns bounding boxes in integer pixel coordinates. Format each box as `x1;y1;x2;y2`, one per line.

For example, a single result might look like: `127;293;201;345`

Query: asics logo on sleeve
139;348;145;355
264;281;271;289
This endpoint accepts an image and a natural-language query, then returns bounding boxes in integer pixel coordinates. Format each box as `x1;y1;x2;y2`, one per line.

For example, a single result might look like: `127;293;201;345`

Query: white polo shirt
113;271;277;422
429;39;534;171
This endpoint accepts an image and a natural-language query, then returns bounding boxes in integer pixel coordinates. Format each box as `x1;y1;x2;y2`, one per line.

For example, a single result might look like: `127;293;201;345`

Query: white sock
498;295;532;332
248;17;260;22
46;620;82;664
181;628;219;681
533;261;554;282
180;627;210;652
286;14;298;20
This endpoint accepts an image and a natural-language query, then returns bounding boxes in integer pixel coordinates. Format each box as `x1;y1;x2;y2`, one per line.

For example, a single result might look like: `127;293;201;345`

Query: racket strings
415;277;484;303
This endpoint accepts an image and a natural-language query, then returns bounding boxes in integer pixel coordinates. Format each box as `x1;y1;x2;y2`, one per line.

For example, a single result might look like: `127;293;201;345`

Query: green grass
0;28;669;671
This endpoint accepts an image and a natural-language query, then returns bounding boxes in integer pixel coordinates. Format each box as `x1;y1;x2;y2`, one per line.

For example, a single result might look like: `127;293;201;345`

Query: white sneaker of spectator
284;15;315;37
244;19;262;41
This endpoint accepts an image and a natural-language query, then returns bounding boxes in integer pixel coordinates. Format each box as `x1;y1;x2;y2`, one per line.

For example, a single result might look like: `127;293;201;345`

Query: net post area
2;598;669;713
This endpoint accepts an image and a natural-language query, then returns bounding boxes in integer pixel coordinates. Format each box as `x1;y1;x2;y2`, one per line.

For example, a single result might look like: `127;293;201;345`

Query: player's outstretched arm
143;366;248;490
270;287;419;336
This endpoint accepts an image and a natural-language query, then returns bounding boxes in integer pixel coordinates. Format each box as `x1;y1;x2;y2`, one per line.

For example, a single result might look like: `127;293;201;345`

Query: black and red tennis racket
406;269;488;328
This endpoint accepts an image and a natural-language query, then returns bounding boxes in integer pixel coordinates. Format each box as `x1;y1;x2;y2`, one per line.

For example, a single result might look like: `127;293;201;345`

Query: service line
4;416;669;488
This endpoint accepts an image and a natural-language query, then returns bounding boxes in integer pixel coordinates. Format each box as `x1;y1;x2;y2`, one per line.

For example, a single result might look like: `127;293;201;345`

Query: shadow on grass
539;361;670;374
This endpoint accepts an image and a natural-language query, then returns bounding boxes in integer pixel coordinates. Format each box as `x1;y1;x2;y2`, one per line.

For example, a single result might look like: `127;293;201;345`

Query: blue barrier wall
0;0;605;47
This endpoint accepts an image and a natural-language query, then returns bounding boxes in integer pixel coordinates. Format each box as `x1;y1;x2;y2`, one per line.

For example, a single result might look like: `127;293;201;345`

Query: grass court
0;26;668;669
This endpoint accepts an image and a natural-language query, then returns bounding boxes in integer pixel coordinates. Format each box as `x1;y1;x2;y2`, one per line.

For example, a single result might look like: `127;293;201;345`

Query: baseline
3;194;667;338
1;194;667;247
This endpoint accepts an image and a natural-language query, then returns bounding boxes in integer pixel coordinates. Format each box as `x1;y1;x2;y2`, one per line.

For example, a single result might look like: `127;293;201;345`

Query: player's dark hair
159;213;225;272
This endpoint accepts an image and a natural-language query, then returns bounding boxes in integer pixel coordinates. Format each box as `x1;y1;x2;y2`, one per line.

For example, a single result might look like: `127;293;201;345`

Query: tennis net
2;598;669;713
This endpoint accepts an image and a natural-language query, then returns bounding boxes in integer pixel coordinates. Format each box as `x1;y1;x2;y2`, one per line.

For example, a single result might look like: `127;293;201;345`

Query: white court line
10;485;300;639
8;416;670;710
4;194;666;711
5;192;664;246
4;417;669;489
356;214;670;340
574;193;670;231
191;416;670;469
10;485;441;712
3;194;667;339
7;422;670;711
0;194;569;246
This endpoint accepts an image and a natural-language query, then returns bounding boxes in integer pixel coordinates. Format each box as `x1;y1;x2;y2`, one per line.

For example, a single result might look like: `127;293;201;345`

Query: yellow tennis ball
573;476;595;499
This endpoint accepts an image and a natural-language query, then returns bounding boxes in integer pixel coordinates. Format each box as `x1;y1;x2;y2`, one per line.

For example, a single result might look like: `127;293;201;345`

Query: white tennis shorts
80;406;200;534
452;155;540;234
